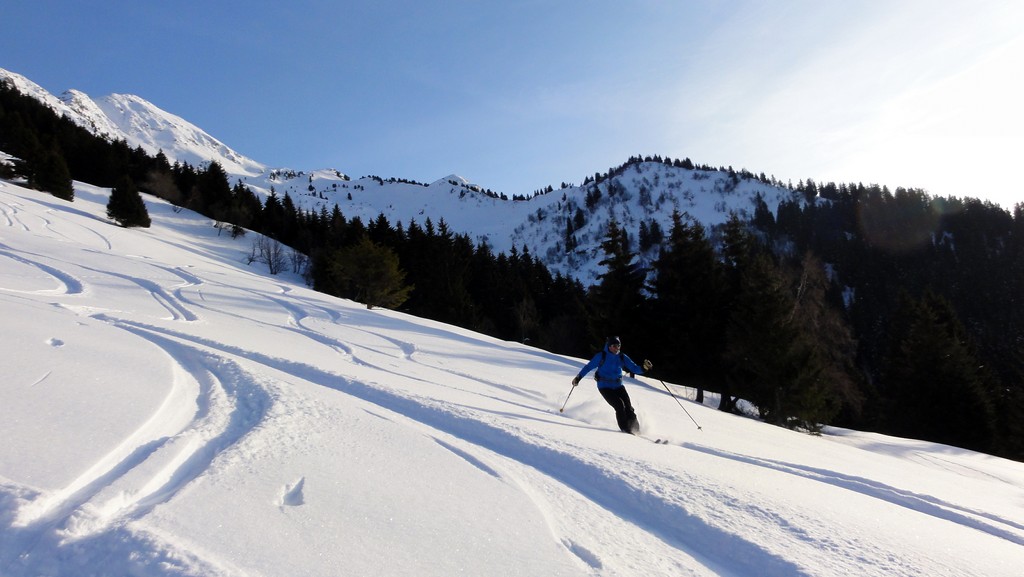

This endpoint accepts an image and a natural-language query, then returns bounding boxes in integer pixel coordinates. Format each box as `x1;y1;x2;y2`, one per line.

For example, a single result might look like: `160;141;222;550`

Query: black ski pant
599;385;638;434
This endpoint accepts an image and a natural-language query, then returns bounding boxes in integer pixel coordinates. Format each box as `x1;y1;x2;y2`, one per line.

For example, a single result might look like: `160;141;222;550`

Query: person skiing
572;336;653;434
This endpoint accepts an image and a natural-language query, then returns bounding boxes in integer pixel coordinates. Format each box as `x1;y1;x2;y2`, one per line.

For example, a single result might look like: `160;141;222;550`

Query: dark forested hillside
3;77;1022;460
769;182;1024;455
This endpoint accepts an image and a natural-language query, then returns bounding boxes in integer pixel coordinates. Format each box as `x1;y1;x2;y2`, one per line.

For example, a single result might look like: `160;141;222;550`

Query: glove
572;376;581;386
643;359;653;371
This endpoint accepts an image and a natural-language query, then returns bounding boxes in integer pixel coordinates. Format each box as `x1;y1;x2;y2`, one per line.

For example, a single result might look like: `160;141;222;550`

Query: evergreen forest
3;79;1022;461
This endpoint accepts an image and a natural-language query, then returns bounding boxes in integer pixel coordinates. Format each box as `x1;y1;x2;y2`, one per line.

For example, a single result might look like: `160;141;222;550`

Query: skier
572;336;653;434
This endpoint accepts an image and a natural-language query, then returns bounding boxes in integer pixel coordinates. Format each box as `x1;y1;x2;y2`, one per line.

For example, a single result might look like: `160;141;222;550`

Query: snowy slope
2;178;1023;576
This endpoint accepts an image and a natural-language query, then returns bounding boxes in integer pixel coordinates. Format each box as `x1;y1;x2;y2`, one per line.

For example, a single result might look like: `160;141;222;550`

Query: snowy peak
92;92;266;176
0;68;69;113
431;174;470;187
1;67;265;177
506;161;802;284
59;89;124;139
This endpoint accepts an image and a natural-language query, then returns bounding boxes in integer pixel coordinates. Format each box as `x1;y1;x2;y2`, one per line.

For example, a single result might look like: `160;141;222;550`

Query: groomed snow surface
1;179;1022;577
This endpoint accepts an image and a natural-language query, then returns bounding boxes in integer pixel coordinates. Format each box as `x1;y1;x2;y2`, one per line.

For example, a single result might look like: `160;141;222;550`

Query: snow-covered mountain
0;67;803;285
0;68;264;177
2;168;1023;577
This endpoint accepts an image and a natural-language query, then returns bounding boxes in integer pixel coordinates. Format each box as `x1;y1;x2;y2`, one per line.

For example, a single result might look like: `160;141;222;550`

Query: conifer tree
227;181;260;233
106;175;151;228
716;214;754;413
588;218;647;345
32;143;74;201
195;161;232;219
723;250;804;423
327;236;412;310
719;215;841;429
261;191;286;239
651;211;725;399
788;253;862;424
881;291;996;451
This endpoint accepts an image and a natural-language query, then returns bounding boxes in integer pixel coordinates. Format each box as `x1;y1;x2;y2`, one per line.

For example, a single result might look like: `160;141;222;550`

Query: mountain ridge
0;66;800;285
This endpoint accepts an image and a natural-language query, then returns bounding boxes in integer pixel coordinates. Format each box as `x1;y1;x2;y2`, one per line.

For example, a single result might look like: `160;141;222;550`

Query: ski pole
559;382;577;413
657;378;703;431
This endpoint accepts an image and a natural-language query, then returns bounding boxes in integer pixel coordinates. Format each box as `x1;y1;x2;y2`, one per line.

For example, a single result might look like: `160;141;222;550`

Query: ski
632;433;668;444
620;429;667;444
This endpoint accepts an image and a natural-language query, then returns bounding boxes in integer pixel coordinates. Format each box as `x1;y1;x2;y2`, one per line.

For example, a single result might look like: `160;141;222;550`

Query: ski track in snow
684;444;1024;545
327;320;552;407
82;266;200;322
0;198;29;230
2;315;273;575
0;247;85;295
0;192;114;250
157;264;205;309
67;323;270;539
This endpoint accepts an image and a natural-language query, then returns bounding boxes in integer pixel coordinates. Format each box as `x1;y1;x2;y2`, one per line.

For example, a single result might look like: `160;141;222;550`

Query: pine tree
651;211;725;399
32;143;74;201
226;181;260;234
716;214;755;413
106;175;151;228
327;236;412;310
881;291;996;451
718;216;842;429
786;252;861;429
195;161;232;219
588;218;647;343
723;250;803;423
261;191;286;239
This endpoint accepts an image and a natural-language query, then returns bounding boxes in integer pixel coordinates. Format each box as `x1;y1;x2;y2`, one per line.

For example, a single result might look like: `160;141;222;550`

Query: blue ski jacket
576;345;645;389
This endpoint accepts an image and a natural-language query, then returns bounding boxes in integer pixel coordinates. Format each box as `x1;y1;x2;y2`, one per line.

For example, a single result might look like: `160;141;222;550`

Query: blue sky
4;0;1023;208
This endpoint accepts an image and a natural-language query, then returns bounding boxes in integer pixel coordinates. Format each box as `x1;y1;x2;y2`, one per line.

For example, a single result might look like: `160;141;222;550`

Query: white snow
1;178;1023;577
